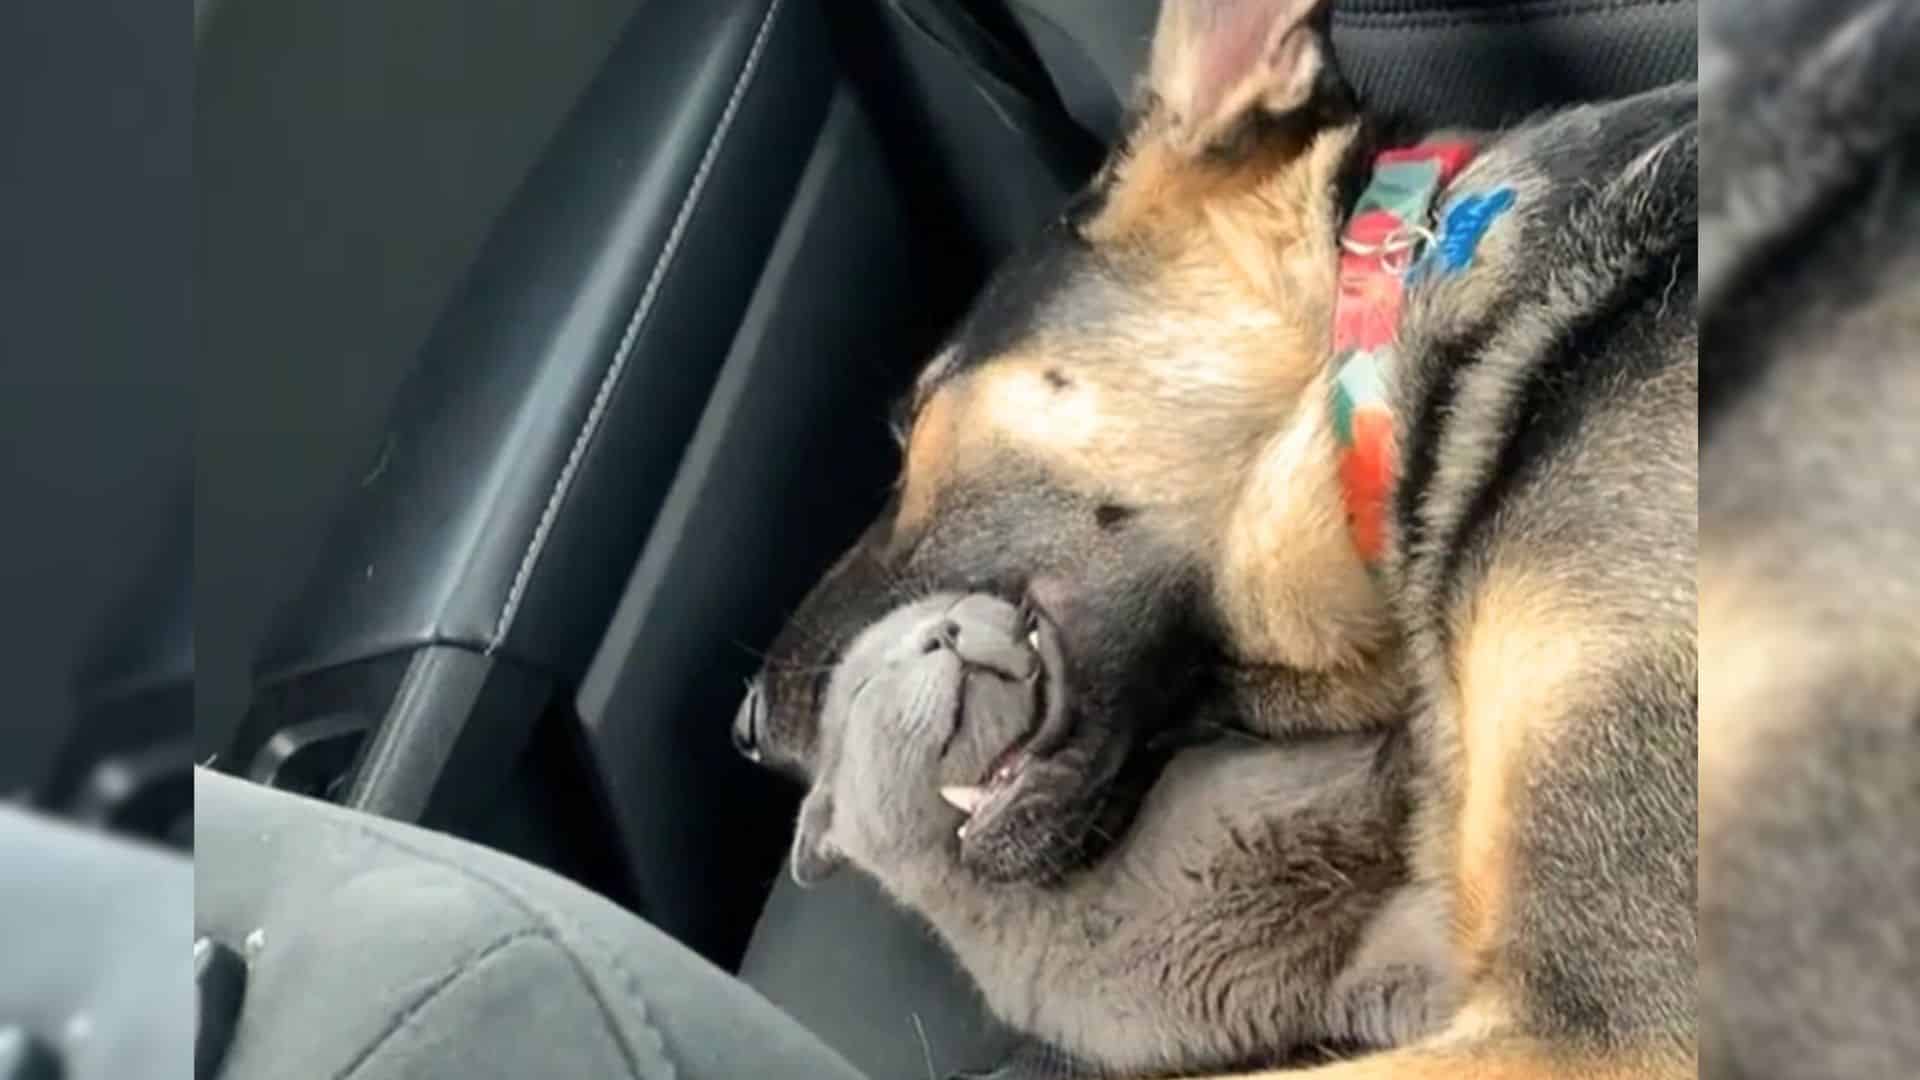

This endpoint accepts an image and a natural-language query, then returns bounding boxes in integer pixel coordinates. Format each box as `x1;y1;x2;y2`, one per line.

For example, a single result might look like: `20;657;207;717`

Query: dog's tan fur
898;118;1392;677
1445;570;1574;969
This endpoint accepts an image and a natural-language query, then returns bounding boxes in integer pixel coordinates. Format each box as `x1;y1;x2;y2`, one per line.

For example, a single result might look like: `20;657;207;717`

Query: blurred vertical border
0;0;193;1076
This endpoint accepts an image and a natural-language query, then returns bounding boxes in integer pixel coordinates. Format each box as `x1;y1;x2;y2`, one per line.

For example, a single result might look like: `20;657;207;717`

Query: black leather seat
1004;0;1697;144
203;0;939;964
219;0;837;827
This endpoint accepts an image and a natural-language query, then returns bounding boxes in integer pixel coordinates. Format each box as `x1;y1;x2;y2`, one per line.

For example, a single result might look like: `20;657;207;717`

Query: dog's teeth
941;785;988;814
1026;629;1040;649
957;822;970;840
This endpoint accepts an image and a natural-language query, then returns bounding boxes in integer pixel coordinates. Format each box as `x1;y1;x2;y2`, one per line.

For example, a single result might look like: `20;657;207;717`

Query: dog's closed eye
1095;504;1136;530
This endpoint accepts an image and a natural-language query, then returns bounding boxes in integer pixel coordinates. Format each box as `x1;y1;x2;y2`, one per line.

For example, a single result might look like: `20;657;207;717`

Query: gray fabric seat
0;806;193;1079
193;769;863;1080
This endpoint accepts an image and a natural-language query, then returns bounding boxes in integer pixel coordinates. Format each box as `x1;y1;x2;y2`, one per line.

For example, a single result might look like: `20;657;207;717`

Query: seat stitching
332;929;544;1080
488;0;789;654
326;817;676;1079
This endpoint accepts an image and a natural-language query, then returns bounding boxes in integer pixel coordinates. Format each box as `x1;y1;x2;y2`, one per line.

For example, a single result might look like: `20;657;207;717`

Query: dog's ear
789;784;845;887
1148;0;1342;157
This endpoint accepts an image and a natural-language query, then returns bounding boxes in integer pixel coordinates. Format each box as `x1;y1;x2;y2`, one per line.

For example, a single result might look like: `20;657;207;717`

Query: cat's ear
789;784;845;887
1147;0;1344;157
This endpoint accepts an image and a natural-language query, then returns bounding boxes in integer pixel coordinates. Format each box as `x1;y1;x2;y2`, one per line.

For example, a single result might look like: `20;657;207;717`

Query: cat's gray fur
793;593;1449;1078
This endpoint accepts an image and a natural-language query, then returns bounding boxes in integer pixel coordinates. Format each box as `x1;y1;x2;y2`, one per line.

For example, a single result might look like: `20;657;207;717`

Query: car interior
8;1;1702;1077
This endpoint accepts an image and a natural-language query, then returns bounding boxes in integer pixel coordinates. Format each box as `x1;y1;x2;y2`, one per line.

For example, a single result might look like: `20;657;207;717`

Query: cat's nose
733;678;766;763
927;595;1039;680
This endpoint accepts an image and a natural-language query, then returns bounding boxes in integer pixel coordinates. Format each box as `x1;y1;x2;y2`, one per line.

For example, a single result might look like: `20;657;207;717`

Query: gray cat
788;592;1449;1079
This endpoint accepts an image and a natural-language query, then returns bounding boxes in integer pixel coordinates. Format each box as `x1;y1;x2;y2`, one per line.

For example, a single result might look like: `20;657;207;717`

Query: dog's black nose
733;679;766;763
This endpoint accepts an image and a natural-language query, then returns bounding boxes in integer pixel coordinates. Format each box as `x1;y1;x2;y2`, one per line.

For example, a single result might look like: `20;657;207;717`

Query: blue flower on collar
1428;187;1517;276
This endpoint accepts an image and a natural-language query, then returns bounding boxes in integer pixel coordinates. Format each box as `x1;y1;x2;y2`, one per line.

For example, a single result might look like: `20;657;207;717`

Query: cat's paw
1329;962;1456;1049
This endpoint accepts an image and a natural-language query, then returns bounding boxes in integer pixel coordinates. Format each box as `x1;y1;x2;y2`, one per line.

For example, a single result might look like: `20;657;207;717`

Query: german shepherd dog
739;1;1697;1076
